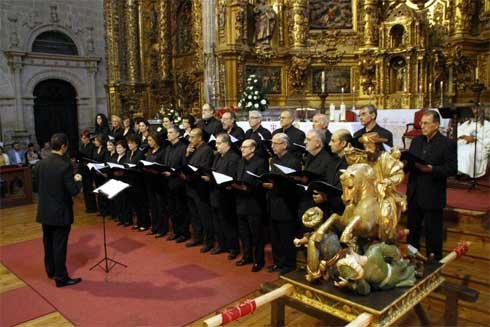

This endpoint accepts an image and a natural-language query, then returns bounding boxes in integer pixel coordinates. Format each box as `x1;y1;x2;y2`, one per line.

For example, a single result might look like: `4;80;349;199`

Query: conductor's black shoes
55;277;82;288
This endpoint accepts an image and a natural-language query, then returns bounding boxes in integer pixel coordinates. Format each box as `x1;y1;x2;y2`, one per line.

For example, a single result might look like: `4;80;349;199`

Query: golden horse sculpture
305;161;407;283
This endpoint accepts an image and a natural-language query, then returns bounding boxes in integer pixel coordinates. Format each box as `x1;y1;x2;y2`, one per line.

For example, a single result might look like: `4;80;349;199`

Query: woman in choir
126;134;150;231
122;115;135;138
95;113;110;137
110;115;124;141
113;140;132;226
143;133;168;238
181;114;196;142
138;120;151;153
93;134;110;216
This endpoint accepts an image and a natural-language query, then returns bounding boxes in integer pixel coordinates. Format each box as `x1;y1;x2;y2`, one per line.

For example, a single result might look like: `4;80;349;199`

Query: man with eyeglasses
196;103;223;140
353;104;393;148
405;110;457;260
263;133;302;274
272;110;306;160
221;111;245;141
232;139;268;272
202;133;241;259
244;110;272;159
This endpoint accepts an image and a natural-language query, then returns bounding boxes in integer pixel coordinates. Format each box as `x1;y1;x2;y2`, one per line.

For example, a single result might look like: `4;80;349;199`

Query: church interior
0;0;489;326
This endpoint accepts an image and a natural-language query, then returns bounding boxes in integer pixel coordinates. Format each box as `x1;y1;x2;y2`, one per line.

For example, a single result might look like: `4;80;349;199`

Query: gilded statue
289;56;311;90
344;132;407;241
335;243;416;295
253;0;277;48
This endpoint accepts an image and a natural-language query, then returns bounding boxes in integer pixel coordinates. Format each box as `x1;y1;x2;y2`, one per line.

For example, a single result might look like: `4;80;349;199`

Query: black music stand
90;180;129;273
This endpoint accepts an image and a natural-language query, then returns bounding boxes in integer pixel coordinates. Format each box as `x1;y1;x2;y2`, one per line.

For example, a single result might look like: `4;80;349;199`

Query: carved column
103;0;121;114
203;0;218;104
125;0;140;83
88;63;98;119
454;0;474;36
157;0;171;81
363;0;379;47
192;0;204;72
10;59;25;131
290;0;308;50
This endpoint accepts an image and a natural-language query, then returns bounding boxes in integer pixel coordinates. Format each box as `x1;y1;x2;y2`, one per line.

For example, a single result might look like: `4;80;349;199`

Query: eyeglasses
271;141;285;145
241;145;253;149
249;117;260;119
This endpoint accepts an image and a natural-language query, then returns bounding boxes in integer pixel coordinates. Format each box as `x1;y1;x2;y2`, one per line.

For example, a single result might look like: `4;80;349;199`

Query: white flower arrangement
254;103;259;108
260;99;267;105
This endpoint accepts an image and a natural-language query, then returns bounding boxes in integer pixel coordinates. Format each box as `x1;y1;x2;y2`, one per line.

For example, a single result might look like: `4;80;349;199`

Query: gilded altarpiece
104;0;489;117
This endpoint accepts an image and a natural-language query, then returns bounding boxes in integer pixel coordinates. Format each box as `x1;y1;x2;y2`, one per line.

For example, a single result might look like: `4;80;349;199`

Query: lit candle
352;86;356;110
419;85;422;94
440;81;444;107
340;103;346;121
368;86;372;104
428;82;432;108
476;67;479;80
321;71;325;93
341;87;344;102
329;103;335;121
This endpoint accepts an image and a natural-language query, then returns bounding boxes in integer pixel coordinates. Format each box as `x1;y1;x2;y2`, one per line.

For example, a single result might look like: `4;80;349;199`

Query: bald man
272;110;305;160
312;113;332;154
196;103;223;140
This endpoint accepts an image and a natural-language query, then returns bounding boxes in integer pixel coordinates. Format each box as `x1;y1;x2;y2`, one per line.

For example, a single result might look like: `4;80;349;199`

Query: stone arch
25;24;84;56
24;70;86;98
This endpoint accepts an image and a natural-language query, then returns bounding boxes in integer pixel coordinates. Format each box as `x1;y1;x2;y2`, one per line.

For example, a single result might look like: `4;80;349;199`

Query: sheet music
292;142;306;149
107;162;125;169
93;179;130;199
297;184;308;190
87;163;106;171
188;164;198;172
258;133;264;140
140;160;165;167
208;134;216;143
212;171;234;185
126;163;136;168
245;170;260;178
229;134;239;143
273;163;297;175
383;143;392;152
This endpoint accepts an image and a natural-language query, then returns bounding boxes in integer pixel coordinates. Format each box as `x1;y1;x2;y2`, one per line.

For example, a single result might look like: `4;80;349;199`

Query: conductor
33;133;83;287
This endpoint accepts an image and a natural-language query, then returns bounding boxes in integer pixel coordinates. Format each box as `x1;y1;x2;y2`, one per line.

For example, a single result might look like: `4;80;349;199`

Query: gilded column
103;0;121;114
290;0;308;50
157;0;171;81
363;0;379;47
192;0;204;72
125;0;140;83
454;0;475;36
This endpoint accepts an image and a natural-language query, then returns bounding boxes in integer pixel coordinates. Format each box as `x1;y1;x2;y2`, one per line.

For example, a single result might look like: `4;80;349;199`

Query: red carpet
0;287;55;326
398;181;489;212
0;223;277;326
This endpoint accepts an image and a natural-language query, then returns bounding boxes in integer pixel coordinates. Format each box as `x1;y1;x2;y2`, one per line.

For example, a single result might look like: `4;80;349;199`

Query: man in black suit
244;110;272;159
196;103;222;140
312;113;332;153
405;110;457;260
353;105;393;148
272;110;305;160
33;133;83;288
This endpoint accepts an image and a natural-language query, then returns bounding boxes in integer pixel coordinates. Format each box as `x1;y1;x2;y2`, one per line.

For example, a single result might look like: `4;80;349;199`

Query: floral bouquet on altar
237;74;269;112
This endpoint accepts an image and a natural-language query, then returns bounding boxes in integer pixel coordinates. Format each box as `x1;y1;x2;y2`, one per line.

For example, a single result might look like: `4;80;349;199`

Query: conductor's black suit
33;153;82;280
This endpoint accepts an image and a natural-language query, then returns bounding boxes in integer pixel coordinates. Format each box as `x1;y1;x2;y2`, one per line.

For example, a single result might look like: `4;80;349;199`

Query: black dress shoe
235;258;253;266
47;273;54;279
227;251;239;260
132;225;140;230
167;234;178;241
200;244;213;253
55;277;82;288
123;223;132;227
117;221;124;226
267;264;281;273
185;239;203;247
210;247;225;255
175;236;189;243
146;231;156;235
251;263;264;272
155;233;165;238
138;226;149;231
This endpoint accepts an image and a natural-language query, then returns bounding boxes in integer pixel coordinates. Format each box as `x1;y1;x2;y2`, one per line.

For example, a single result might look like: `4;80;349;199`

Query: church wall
0;0;107;146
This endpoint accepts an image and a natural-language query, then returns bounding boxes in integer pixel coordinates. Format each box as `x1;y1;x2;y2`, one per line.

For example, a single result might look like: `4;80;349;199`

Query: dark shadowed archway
33;79;78;153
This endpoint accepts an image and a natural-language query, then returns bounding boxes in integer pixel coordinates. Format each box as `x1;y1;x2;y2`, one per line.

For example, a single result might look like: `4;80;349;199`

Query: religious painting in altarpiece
312;67;351;94
245;66;282;94
309;0;353;30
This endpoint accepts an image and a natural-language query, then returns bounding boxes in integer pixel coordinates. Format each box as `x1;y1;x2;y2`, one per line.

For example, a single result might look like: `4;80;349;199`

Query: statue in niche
176;0;193;55
253;0;277;48
391;57;406;92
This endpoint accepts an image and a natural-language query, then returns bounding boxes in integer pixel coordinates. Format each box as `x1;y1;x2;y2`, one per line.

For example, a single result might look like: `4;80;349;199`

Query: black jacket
209;150;240;208
273;125;306;160
353;123;393;148
235;154;268;216
164;140;187;191
196;117;223;141
303;148;334;181
33;153;82;226
245;125;272;159
406;132;457;210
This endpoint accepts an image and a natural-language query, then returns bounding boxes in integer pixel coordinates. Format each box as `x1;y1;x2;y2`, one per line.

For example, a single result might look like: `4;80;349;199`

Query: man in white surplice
457;106;490;178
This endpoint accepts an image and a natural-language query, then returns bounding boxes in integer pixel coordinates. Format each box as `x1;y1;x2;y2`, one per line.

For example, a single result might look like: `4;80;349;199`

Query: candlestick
321;71;325;93
340;103;346;121
368;86;372;104
352;86;356;110
329;103;335;121
428;82;432;108
440;81;443;107
476;67;479;80
341;87;344;103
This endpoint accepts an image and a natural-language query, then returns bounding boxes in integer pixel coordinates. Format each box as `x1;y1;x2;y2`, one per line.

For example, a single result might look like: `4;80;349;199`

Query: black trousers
42;224;71;280
187;190;213;246
238;214;264;265
148;190;168;234
270;220;297;269
407;200;444;260
94;175;110;216
168;188;189;237
129;184;150;228
114;190;132;225
212;206;239;252
81;170;97;211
